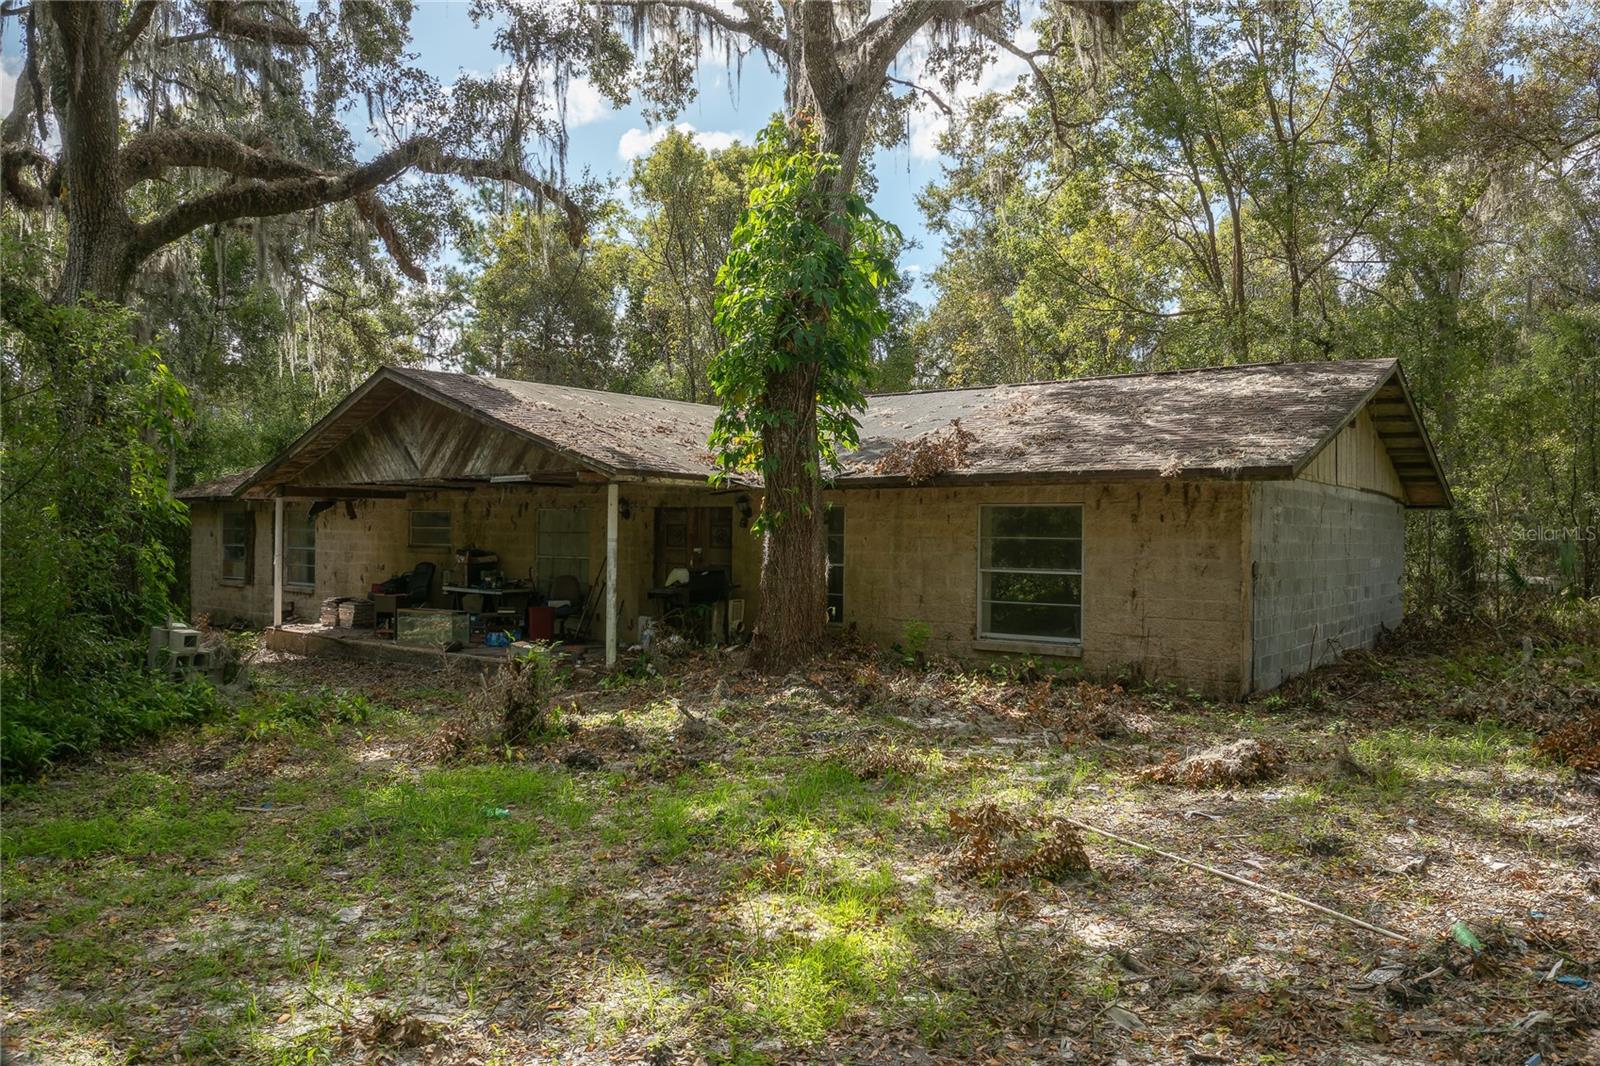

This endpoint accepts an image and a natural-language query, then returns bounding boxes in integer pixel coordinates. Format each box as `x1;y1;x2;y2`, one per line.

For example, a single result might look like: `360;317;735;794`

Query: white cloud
901;26;1039;161
552;74;607;128
618;122;745;160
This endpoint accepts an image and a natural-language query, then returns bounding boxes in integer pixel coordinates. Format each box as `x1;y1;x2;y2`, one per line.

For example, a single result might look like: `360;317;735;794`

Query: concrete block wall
824;480;1254;696
1248;481;1405;691
188;501;276;627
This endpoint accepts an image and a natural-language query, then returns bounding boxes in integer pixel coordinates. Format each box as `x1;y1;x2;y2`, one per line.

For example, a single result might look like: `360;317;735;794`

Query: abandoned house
178;358;1450;696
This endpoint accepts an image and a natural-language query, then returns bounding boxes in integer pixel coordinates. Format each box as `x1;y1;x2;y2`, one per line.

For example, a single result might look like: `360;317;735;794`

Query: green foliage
625;130;757;402
238;687;377;741
917;0;1600;604
709;117;901;515
454;204;632;388
1;293;191;682
1;673;220;783
895;620;932;666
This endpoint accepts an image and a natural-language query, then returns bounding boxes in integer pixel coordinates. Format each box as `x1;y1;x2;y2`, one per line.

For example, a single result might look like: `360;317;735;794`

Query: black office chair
406;561;436;607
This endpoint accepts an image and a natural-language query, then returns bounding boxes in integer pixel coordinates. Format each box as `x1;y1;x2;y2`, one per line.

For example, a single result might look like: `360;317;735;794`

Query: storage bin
395;608;471;647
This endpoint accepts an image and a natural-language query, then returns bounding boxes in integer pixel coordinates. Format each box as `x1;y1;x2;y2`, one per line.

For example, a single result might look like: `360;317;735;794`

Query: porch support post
272;495;285;628
605;482;619;667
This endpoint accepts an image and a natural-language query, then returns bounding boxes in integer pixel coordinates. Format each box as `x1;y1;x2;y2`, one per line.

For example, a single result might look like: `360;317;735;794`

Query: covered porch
233;367;759;668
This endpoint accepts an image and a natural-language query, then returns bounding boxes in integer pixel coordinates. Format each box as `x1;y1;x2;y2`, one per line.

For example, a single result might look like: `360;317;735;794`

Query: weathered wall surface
189;485;763;642
1249;480;1405;691
823;481;1254;696
1298;408;1407;500
189;501;276;626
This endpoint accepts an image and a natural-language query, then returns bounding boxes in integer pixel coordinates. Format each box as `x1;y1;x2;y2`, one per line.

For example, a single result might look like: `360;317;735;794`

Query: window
825;506;845;624
221;510;253;584
979;505;1082;643
409;509;452;549
537;508;589;588
285;508;316;588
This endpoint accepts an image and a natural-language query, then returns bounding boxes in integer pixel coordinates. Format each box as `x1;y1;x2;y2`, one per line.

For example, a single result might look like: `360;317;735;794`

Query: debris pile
946;802;1092;881
1532;707;1600;772
1142;738;1285;788
872;419;979;485
846;742;925;779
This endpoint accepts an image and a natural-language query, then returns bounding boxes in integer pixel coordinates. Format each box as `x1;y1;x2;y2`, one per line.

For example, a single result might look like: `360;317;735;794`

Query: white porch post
272;495;285;627
605;482;619;666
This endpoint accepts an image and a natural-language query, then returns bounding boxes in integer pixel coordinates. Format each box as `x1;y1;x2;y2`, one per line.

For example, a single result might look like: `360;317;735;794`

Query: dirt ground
2;626;1597;1064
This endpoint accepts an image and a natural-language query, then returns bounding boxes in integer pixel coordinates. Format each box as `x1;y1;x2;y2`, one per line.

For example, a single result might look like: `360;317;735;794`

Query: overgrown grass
3;635;1596;1064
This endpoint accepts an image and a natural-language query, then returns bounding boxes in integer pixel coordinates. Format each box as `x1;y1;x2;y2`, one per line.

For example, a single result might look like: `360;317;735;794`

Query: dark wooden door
655;507;733;583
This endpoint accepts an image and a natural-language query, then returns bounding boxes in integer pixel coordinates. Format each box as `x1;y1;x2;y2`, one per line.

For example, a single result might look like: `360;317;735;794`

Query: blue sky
1;3;1039;304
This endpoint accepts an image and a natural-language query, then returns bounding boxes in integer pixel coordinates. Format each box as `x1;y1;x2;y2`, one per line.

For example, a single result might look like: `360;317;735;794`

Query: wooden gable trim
241;368;622;499
1289;363;1452;509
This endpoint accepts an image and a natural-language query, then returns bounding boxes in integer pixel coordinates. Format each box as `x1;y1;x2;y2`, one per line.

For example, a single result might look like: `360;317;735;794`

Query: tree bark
749;361;826;670
48;3;135;303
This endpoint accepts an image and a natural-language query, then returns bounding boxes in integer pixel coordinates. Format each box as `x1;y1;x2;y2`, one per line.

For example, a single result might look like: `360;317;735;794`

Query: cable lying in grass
1065;816;1415;944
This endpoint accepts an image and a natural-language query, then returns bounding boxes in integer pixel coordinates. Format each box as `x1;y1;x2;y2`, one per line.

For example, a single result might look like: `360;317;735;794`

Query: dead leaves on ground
1533;707;1600;772
946;801;1092;882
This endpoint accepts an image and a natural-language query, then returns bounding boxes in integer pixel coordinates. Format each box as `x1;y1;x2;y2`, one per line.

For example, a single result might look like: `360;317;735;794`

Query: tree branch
885;75;952;116
1;142;51;208
851;1;1008;78
593;0;785;54
423;154;586;245
117;0;159;54
354;191;425;283
124;137;587;280
199;0;311;47
119;128;322;187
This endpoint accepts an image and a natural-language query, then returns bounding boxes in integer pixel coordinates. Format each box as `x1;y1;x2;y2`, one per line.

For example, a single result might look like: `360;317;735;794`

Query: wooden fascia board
1287;361;1396;480
1287;362;1453;509
384;370;621;481
240;370;403;498
1388;362;1454;508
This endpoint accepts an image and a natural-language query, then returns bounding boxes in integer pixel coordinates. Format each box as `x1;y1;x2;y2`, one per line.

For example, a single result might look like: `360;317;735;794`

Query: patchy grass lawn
3;630;1597;1064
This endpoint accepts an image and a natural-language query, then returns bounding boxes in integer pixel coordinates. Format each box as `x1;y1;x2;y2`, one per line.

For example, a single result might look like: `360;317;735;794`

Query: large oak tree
2;0;621;305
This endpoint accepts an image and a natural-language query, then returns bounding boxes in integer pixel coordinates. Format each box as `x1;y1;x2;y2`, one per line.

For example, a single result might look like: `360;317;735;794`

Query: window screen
825;506;845;624
222;510;253;584
978;505;1082;642
409;509;452;549
537;508;589;588
285;508;316;588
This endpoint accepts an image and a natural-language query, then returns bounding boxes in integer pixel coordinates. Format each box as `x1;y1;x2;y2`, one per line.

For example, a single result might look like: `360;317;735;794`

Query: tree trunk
749;361;826;670
745;54;870;672
47;3;135;304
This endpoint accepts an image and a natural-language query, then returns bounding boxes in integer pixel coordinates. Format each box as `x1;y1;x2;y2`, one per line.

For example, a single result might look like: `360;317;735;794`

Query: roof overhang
237;368;630;499
1290;362;1451;508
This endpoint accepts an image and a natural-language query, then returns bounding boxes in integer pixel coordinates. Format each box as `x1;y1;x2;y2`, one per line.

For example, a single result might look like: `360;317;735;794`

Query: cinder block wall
188;501;275;626
1248;481;1405;691
823;481;1254;697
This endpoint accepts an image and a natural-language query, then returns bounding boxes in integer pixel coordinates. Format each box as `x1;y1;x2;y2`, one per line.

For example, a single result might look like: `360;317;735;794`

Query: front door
655;507;733;583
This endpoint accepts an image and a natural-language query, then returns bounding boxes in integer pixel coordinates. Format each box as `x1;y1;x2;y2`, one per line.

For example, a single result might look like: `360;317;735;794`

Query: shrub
1;666;221;782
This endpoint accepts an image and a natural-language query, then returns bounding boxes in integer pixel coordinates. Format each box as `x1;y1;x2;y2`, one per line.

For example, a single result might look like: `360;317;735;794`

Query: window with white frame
285;508;317;588
221;510;253;584
536;508;589;589
825;505;845;623
409;509;452;549
978;505;1082;643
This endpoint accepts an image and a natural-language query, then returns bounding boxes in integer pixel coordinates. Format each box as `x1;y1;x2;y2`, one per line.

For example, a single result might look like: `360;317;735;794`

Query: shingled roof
175;466;260;501
207;359;1449;507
